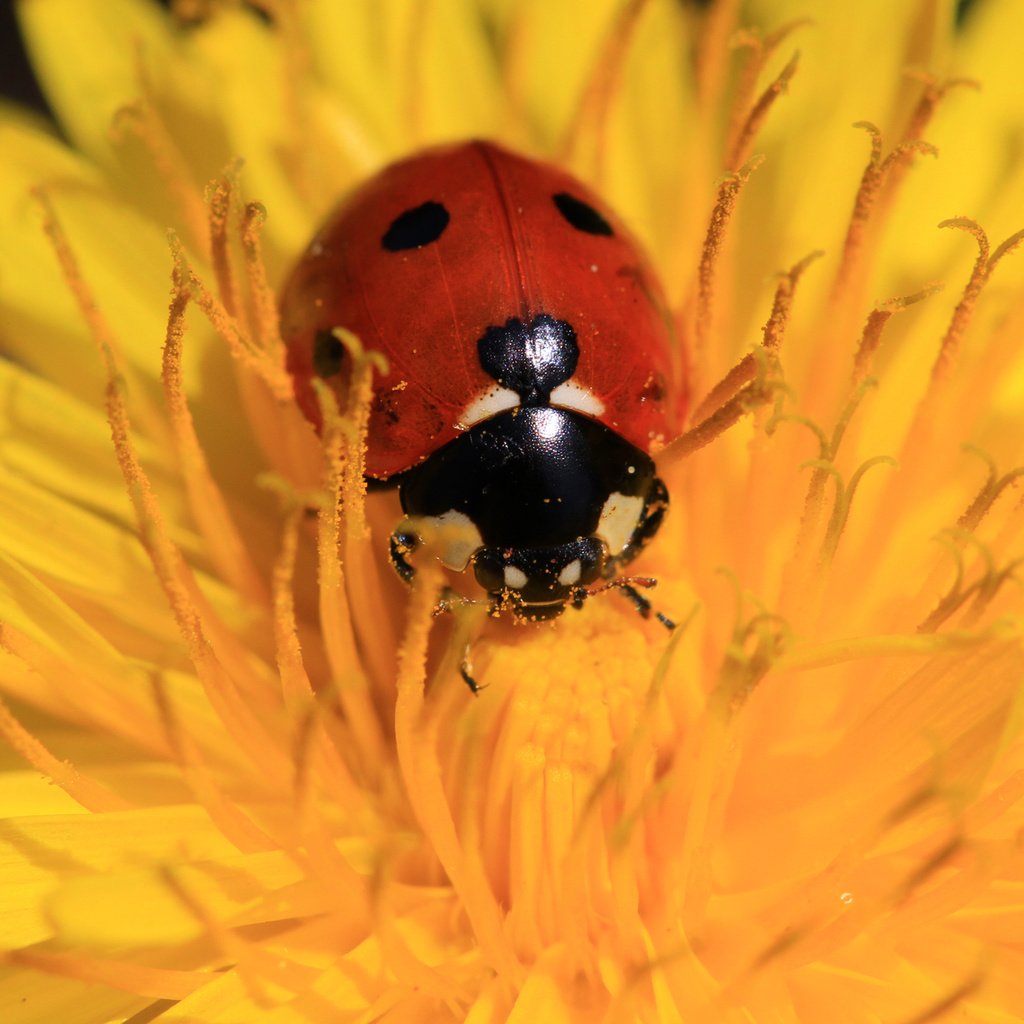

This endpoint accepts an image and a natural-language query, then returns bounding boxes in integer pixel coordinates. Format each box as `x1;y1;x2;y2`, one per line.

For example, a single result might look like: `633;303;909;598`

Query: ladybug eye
312;329;345;377
382;200;450;251
552;192;613;236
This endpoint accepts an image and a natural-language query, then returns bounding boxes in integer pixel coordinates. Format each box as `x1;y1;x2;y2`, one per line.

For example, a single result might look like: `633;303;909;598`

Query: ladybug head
470;537;607;620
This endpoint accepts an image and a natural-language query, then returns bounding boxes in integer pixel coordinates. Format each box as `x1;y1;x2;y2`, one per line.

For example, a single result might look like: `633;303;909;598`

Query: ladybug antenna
577;576;676;630
432;586;487;618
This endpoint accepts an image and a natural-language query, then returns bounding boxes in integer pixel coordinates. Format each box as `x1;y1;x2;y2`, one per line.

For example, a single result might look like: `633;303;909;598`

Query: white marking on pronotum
549;380;605;417
597;492;644;555
557;559;582;586
422;510;483;571
460;385;520;427
503;565;529;589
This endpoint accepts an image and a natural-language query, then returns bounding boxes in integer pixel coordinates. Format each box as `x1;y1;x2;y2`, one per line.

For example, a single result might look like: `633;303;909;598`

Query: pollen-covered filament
463;609;670;962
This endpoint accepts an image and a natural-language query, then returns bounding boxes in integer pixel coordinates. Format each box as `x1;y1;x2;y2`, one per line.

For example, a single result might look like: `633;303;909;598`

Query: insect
280;141;686;627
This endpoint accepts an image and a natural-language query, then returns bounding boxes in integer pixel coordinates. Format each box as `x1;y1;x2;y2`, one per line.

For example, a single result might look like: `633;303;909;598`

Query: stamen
957;447;1024;533
240;201;287;363
558;0;651;176
725;20;810;169
885;73;979;200
829;123;937;308
658;346;781;466
931;219;1024;384
149;674;282;853
686;155;763;378
168;233;293;401
694;0;742;110
393;561;522;982
802;378;877;523
760;249;824;354
163;259;269;606
915;530;1023;633
40;197;289;779
726;50;799;172
773;628;999;672
851;284;942;385
670;592;788;932
328;330;401;692
197;175;322;486
0;693;130;812
206;164;246;320
111;93;208;258
0;617;171;755
688;249;820;427
31;189;166;441
575;614;691;841
818;454;898;566
154;868;263;993
774;380;887;616
267;496;315;709
313;381;385;767
371;867;476;1007
333;328;387;541
258;480;366;821
892;223;1024;501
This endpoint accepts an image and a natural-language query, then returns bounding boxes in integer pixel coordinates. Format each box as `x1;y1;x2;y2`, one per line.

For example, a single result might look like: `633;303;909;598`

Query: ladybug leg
390;527;488;621
390;527;485;693
388;528;420;583
459;641;484;694
617;582;676;630
433;586;476;617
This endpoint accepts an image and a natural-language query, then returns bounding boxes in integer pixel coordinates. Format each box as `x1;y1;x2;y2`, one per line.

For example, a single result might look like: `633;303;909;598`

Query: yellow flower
2;0;1023;1020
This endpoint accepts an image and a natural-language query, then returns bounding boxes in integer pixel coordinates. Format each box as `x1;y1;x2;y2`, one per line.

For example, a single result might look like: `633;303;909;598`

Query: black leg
459;642;484;694
618;582;676;630
388;529;419;583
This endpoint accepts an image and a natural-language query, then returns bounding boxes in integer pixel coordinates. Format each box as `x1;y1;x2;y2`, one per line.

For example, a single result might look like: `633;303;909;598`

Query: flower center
453;608;670;962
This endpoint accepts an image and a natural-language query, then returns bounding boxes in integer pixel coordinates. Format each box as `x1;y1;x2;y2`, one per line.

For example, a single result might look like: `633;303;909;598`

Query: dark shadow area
0;4;51;116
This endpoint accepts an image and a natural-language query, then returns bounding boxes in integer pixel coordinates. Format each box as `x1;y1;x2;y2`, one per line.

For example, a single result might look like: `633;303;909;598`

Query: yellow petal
187;9;318;261
0;770;87;820
0;805;239;948
300;0;501;158
46;848;310;947
0;362;183;554
17;0;231;207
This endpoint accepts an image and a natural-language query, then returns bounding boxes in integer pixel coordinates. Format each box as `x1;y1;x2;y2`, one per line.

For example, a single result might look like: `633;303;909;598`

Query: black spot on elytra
639;372;667;405
553;192;613;237
313;329;345;377
382;201;450;251
375;391;402;425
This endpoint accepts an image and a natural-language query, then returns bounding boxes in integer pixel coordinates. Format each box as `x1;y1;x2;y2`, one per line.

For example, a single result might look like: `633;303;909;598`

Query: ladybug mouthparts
470;537;606;620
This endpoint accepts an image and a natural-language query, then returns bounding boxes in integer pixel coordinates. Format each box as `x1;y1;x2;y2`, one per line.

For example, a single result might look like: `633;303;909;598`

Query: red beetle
280;141;685;624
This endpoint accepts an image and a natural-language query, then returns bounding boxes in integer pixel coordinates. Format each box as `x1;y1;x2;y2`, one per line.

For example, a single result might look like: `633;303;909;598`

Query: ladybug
280;141;685;623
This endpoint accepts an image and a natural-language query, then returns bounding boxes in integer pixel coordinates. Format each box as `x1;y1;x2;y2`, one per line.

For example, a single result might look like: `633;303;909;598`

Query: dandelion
1;1;1023;1021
